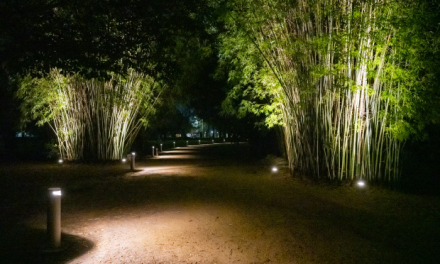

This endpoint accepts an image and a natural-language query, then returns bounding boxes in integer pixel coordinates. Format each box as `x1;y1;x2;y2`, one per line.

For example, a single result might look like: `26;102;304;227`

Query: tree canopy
0;0;213;78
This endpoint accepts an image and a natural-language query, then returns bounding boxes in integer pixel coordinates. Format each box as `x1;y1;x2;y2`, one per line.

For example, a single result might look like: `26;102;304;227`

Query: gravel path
1;143;440;263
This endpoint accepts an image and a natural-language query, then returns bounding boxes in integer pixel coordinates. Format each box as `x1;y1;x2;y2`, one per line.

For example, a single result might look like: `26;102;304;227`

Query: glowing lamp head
160;144;162;146
152;146;155;149
58;159;63;164
272;167;278;172
131;152;135;156
122;158;127;162
52;190;62;196
357;180;366;187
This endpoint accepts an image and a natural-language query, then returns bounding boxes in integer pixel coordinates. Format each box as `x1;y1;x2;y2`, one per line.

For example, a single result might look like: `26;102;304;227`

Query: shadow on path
0;222;93;264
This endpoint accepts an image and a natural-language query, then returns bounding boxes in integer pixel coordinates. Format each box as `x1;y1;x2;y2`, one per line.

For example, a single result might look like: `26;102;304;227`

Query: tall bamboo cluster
21;69;160;160
51;72;87;160
77;71;159;160
227;0;403;181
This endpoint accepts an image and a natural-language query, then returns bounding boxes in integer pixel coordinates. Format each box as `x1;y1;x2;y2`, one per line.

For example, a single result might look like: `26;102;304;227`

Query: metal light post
155;147;159;156
131;152;136;171
199;140;201;145
47;188;62;249
160;144;163;152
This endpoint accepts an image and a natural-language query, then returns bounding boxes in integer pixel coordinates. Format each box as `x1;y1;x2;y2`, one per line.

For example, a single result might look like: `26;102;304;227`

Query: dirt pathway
63;144;300;263
1;143;440;263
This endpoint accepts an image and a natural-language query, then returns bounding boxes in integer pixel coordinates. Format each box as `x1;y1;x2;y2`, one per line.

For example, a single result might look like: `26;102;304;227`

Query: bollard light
160;143;163;152
186;140;188;146
223;139;225;143
199;140;201;145
357;180;366;187
131;152;136;171
173;142;175;148
272;167;278;172
122;158;127;163
58;159;63;164
152;146;155;157
47;187;62;249
155;147;159;156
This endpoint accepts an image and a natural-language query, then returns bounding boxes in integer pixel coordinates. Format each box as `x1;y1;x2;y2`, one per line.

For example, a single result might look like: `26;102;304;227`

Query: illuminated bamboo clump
222;0;409;181
19;69;161;160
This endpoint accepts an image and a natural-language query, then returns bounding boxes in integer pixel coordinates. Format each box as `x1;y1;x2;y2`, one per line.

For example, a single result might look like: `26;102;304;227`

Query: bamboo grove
220;0;439;182
18;69;161;160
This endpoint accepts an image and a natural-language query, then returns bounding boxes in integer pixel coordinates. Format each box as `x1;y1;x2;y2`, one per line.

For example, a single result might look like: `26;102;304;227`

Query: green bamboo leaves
18;69;161;160
219;0;438;181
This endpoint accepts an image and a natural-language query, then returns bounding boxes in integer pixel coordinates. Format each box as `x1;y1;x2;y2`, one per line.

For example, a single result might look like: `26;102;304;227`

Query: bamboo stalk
224;0;404;182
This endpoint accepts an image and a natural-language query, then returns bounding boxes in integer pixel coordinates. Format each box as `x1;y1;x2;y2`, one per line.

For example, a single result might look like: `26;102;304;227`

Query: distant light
357;180;366;187
160;144;162;146
272;167;278;172
132;152;135;156
173;142;175;143
58;159;63;163
52;190;62;196
152;146;155;148
122;158;126;162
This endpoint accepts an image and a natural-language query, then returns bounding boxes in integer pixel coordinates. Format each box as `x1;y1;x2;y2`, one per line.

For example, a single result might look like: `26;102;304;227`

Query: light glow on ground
357;180;366;187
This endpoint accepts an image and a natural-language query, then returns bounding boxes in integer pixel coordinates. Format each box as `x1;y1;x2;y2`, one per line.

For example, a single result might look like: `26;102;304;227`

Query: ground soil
1;143;440;263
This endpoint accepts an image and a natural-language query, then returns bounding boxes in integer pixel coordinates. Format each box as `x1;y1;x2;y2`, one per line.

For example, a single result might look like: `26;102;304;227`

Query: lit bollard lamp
186;140;188;147
47;188;62;249
160;144;163;152
130;152;136;171
173;142;175;148
152;146;155;157
155;147;159;156
198;139;201;145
